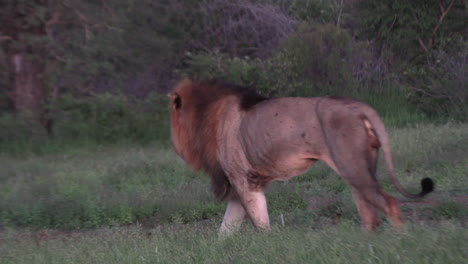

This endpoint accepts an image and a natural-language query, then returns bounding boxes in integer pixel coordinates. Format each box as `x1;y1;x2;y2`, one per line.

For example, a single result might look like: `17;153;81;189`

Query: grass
0;120;467;263
0;145;223;228
1;221;467;264
0;122;467;229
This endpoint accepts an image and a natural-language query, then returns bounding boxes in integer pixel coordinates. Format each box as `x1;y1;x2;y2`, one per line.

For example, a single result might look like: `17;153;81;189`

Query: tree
0;0;55;135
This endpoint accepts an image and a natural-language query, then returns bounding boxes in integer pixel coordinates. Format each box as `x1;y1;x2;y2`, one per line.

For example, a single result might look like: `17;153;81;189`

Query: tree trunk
10;52;47;136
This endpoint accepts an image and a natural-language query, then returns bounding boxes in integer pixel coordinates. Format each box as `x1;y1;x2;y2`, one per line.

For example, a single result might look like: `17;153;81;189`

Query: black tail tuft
421;177;435;196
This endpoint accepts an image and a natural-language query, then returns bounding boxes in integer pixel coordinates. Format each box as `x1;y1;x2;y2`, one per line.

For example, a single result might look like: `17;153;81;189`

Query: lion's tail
364;108;434;199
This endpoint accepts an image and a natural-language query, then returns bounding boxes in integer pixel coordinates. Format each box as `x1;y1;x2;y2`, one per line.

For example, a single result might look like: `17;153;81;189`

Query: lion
168;79;434;234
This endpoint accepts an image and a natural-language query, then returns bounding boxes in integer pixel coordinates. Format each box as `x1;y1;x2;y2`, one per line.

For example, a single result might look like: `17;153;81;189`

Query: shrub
0;92;170;155
0;113;34;153
51;93;169;144
355;0;468;120
405;38;467;120
282;0;340;24
280;22;374;91
192;0;297;58
180;23;399;98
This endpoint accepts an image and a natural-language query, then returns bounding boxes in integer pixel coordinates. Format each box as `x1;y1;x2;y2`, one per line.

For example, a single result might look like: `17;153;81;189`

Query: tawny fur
169;79;434;233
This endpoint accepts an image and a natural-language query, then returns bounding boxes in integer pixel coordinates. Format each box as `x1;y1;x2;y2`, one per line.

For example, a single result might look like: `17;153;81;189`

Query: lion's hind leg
351;188;380;230
379;189;404;228
349;181;403;230
350;183;404;230
321;116;403;230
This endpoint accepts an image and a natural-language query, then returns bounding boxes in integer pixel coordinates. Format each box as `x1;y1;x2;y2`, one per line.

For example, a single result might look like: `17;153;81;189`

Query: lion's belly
253;152;318;181
276;158;317;180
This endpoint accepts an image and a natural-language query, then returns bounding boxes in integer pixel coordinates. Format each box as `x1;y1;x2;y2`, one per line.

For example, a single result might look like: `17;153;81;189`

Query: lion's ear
168;92;182;110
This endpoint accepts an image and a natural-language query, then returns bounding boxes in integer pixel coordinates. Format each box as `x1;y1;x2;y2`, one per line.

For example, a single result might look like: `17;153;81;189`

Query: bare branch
418;37;429;52
418;0;454;53
336;0;344;27
433;0;455;35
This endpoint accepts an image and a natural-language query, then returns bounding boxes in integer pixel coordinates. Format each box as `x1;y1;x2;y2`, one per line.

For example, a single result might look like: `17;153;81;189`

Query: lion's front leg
235;188;270;231
220;198;246;235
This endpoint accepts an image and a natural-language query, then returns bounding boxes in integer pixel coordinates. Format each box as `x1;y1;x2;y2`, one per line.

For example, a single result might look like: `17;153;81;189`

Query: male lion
169;79;434;234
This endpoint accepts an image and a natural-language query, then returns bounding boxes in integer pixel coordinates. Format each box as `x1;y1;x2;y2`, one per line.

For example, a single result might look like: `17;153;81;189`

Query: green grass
0;122;467;229
0;145;223;228
0;121;467;263
1;221;467;264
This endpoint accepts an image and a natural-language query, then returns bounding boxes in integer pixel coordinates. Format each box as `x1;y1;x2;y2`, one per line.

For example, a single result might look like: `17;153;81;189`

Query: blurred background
0;0;466;154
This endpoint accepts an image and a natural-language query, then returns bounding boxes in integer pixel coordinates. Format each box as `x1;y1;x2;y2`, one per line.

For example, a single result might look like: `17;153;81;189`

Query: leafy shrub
405;38;467;120
181;23;400;98
0;92;170;155
50;93;169;144
193;0;297;58
357;0;466;62
0;113;34;153
180;49;311;97
280;22;375;91
180;51;264;86
283;0;340;24
355;0;467;120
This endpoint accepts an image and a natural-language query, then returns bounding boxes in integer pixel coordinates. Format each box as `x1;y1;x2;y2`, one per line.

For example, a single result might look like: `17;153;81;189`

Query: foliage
404;37;467;119
191;0;297;58
282;0;340;24
181;22;398;97
0;113;32;152
180;50;308;97
355;0;468;120
0;93;170;156
1;0;467;144
280;23;360;90
358;0;466;57
50;93;169;144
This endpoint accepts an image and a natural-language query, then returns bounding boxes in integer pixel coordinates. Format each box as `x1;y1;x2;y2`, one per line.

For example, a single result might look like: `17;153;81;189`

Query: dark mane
171;79;267;200
189;79;268;110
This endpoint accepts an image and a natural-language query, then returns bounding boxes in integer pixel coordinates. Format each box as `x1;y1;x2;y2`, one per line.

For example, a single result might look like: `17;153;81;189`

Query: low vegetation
1;221;467;264
0;122;466;230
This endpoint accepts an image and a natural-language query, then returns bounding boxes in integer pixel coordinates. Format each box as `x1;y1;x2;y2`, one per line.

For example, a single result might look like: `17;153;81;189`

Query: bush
405;37;467;120
283;0;340;24
179;50;309;97
354;0;467;120
192;0;297;58
0;93;170;155
0;113;34;153
51;93;169;144
181;22;394;97
280;22;377;91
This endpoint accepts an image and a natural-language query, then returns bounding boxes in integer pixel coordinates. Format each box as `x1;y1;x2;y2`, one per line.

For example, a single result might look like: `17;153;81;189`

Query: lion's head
169;79;266;199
